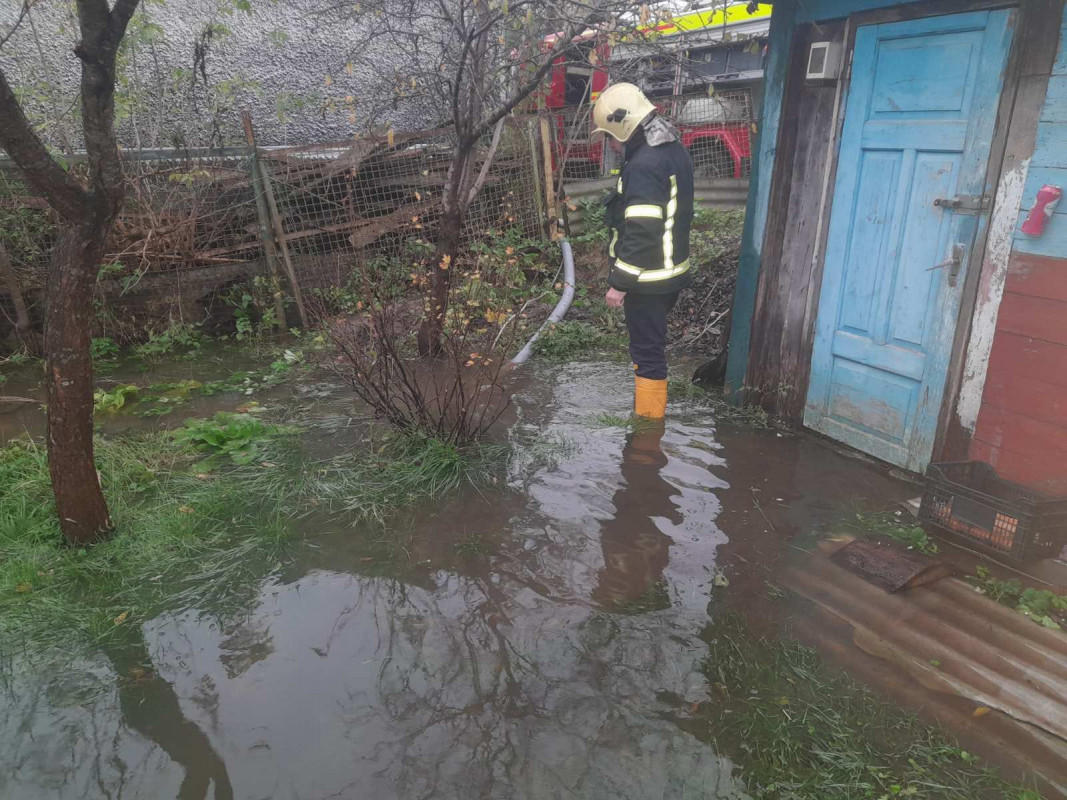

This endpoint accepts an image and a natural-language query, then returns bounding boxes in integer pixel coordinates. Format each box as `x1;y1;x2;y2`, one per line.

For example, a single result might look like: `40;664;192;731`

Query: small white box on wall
806;41;842;81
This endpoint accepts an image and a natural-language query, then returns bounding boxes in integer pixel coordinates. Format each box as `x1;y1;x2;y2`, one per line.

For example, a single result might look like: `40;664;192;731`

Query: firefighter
593;83;694;419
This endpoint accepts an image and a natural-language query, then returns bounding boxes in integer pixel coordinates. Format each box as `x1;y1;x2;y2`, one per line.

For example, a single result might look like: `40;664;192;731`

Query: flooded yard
0;357;1061;799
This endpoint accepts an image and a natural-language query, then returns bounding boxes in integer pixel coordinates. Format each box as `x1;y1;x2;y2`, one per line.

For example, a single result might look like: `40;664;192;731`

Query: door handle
926;243;965;287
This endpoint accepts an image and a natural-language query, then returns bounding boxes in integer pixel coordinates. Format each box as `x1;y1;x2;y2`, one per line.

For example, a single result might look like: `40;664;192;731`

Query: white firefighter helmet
592;82;656;143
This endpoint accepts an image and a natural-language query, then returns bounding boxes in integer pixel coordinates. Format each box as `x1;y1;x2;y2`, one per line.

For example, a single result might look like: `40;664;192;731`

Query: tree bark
0;0;139;545
418;143;473;356
45;221;114;544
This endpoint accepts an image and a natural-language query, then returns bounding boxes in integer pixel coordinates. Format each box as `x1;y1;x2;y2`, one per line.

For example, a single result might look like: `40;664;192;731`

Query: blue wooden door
804;10;1015;471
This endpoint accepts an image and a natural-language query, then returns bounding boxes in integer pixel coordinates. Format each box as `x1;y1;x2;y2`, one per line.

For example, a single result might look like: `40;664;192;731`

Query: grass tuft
533;321;627;361
696;614;1045;799
668;378;771;428
0;426;511;667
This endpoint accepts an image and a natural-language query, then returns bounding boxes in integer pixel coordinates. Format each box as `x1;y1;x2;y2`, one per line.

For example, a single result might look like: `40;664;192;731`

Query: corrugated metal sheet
563;177;749;232
782;544;1067;793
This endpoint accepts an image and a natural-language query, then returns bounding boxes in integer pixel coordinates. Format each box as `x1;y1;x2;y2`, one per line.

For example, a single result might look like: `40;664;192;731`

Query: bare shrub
313;235;555;444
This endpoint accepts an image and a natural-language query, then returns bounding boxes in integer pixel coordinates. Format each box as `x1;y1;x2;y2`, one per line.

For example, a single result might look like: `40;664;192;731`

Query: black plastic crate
918;461;1067;562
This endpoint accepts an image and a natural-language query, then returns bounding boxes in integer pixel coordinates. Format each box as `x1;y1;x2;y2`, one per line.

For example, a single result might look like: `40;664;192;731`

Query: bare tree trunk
0;241;40;354
418;144;473;356
0;0;140;545
45;222;113;544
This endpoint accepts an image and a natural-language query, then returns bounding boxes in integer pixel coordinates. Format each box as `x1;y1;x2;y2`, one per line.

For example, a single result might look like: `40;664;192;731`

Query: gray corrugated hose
508;237;576;366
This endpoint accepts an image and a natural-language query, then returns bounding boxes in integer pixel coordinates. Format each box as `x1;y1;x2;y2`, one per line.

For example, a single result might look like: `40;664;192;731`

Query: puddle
0;360;1057;798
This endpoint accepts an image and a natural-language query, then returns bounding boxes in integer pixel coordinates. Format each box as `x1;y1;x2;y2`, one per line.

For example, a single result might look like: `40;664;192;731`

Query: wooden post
539;115;558;239
242;111;289;329
258;160;308;328
527;119;545;230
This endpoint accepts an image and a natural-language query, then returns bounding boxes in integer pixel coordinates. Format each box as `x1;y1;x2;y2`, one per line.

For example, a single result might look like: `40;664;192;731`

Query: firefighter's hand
605;288;626;308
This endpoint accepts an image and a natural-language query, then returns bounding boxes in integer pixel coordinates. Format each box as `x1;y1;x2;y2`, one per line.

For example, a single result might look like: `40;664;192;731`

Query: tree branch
0;68;88;220
465;115;505;206
466;19;584;145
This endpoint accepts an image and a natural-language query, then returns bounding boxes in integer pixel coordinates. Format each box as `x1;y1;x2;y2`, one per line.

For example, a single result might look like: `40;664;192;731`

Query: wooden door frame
784;0;1031;469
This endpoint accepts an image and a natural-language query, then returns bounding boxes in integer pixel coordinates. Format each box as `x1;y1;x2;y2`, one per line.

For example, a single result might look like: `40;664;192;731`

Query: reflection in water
110;631;234;800
594;424;676;609
4;362;817;799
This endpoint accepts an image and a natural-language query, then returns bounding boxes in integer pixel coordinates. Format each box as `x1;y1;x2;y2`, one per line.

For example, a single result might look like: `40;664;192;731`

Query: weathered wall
0;0;434;149
968;12;1067;494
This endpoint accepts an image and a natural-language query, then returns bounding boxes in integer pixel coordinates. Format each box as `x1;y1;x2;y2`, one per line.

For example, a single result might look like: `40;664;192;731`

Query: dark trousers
624;291;679;380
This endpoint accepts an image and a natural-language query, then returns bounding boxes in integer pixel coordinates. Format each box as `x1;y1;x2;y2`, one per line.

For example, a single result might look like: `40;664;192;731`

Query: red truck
539;3;771;180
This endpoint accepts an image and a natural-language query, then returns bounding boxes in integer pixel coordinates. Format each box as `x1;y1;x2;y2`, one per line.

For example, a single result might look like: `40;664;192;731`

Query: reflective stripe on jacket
607;137;695;295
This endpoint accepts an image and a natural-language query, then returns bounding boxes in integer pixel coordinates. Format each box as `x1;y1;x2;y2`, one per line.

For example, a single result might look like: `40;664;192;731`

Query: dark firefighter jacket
605;133;695;294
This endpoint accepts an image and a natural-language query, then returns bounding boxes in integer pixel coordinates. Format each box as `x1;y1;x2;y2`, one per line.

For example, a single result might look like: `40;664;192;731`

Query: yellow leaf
415;191;422;201
114;611;129;626
973;706;991;718
178;505;195;514
439;254;452;271
387;128;395;147
15;583;31;594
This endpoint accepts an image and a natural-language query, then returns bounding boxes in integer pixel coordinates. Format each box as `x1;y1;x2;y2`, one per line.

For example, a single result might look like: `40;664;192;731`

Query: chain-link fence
0;119;549;343
258;120;546;308
545;86;754;183
671;88;754;179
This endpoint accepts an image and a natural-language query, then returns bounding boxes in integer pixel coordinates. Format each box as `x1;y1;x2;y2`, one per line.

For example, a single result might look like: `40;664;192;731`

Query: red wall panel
968;252;1067;496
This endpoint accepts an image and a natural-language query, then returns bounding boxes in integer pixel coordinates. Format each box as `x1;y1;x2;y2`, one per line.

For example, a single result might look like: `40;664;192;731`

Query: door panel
805;9;1015;471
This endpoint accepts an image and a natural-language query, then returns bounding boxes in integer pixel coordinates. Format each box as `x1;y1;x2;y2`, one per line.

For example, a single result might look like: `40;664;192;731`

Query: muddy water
1;361;914;800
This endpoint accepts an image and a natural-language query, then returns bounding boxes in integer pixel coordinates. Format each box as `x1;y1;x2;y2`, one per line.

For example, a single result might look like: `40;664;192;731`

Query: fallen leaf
178;505;195;514
387;128;395;147
972;706;991;718
15;583;31;594
114;611;129;626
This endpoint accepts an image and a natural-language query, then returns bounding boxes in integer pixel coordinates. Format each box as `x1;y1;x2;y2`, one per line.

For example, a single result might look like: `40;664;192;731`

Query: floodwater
0;360;1057;798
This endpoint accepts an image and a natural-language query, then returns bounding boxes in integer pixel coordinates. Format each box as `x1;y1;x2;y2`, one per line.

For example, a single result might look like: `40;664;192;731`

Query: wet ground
1;359;1061;798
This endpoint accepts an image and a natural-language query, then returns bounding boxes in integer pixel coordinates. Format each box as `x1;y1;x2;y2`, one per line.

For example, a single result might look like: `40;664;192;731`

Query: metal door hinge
933;194;991;215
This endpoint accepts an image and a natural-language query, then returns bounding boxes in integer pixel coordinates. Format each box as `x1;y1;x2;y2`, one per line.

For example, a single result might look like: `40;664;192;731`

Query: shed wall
969;11;1067;493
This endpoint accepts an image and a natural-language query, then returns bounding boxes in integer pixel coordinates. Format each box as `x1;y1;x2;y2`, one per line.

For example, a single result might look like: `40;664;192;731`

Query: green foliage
226;276;282;341
134;322;203;361
970;566;1067;630
571;198;608;244
690;206;745;258
93;384;140;413
90;336;120;362
696;614;1043;799
173;412;299;471
848;512;939;555
534;321;626;360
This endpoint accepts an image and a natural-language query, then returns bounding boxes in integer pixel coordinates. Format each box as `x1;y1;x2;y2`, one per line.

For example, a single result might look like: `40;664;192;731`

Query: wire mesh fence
546;86;754;183
0;118;549;343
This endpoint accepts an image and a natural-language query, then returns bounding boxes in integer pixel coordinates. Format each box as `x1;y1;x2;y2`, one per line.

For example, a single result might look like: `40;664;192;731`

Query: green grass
668;377;772;428
591;412;664;434
533;320;628;361
839;512;939;555
0;427;511;666
695;614;1045;799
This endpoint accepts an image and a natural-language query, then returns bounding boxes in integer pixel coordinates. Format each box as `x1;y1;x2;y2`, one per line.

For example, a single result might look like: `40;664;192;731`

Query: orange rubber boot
634;376;668;419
